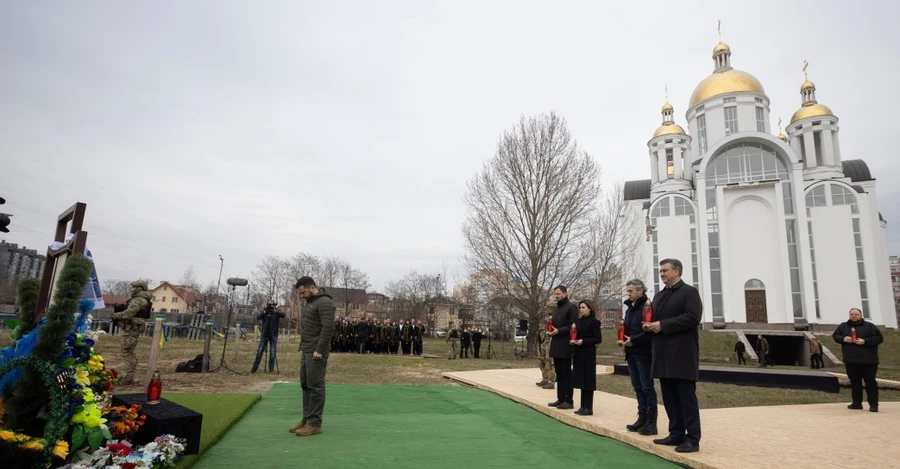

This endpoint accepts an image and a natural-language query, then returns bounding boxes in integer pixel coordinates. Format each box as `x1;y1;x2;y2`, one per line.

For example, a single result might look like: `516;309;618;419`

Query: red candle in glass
643;304;653;323
850;327;857;341
147;370;162;404
569;324;577;341
617;325;625;341
547;318;554;333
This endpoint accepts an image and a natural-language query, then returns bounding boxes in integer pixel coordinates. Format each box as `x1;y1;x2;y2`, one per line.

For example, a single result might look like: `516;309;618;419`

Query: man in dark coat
290;276;335;437
833;307;883;412
413;320;425;355
621;279;657;435
356;317;369;354
460;329;471;358
756;335;770;367
472;329;483;358
734;339;747;365
643;258;702;453
547;285;579;410
251;299;285;373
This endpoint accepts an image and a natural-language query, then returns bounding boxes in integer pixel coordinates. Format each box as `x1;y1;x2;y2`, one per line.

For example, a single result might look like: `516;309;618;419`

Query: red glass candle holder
147;370;162;405
643;304;653;323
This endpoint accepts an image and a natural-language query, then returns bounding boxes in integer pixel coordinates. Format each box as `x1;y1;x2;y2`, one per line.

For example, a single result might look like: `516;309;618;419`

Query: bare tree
582;183;645;310
251;255;288;304
385;270;445;322
101;279;132;297
178;265;202;292
317;256;341;289
462;112;601;355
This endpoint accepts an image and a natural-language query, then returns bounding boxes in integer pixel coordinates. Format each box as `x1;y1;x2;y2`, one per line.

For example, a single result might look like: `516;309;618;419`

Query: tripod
209;284;243;374
255;330;280;374
485;333;496;360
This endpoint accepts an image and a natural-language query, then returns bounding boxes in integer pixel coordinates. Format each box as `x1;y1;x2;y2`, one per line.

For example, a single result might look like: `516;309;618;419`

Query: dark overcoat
572;315;602;391
650;280;702;381
549;297;579;358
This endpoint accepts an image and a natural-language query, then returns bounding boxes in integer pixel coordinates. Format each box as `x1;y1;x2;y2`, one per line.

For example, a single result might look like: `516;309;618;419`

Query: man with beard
547;285;578;410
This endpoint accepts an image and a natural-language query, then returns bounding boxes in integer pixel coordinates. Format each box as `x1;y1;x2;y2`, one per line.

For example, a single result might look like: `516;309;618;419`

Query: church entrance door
744;279;767;323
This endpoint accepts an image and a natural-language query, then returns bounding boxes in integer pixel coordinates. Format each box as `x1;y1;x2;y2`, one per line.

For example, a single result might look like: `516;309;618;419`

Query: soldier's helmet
131;280;149;290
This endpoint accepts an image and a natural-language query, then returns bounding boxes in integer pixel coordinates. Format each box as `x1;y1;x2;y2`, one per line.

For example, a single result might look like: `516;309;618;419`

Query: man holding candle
833;307;883;412
620;279;657;435
643;259;702;453
547;285;579;410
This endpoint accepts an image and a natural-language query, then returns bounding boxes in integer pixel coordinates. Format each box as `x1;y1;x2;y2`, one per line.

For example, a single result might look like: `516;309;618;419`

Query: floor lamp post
216;255;224;294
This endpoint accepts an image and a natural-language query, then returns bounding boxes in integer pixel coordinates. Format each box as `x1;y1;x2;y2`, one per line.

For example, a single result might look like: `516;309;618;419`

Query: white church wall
626;201;654;288
809;205;861;325
858;182;897;328
656;215;693;289
720;185;788;323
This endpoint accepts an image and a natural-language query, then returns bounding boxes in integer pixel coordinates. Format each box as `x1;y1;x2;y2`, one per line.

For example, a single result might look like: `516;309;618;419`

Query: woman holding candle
620;279;658;435
570;299;602;415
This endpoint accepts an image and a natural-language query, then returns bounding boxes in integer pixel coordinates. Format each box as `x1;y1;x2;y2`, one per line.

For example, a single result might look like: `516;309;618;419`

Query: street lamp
216;255;224;294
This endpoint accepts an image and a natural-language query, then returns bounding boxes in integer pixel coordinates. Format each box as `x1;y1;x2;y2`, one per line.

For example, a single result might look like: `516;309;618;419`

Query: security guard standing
112;280;152;385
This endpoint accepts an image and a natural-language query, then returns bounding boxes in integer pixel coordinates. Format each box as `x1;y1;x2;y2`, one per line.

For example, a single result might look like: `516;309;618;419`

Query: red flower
121;463;136;469
107;442;132;457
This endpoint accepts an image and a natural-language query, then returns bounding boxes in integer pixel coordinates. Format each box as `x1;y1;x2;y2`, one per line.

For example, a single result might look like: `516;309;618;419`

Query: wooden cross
34;202;89;322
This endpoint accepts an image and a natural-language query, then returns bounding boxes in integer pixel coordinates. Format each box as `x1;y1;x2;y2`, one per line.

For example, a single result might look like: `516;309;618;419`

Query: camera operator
251;299;285;373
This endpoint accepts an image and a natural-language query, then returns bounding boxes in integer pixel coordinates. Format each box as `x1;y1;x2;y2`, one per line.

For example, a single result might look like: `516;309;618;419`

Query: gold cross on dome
718;20;722;42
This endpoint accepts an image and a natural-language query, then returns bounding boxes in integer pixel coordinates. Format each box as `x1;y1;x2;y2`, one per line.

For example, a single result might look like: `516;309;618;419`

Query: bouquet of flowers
61;435;186;469
104;404;146;440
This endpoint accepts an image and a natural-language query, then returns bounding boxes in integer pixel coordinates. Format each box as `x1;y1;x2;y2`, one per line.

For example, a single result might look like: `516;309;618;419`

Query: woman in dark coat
571;299;602;415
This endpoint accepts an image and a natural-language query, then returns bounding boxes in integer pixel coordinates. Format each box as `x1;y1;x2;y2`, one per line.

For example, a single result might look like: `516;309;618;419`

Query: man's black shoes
675;442;700;453
652;436;684;446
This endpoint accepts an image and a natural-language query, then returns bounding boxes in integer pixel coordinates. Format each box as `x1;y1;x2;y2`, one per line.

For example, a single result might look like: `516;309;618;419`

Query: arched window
706;142;790;185
744;279;765;289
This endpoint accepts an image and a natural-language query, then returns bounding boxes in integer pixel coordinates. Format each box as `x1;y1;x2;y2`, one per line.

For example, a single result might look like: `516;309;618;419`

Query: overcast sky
1;1;898;293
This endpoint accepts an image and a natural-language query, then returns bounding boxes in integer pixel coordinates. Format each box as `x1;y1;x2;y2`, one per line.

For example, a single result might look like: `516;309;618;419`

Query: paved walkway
443;367;898;469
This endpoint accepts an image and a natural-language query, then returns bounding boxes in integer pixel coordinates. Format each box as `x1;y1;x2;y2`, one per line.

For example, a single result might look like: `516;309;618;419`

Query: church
623;39;897;329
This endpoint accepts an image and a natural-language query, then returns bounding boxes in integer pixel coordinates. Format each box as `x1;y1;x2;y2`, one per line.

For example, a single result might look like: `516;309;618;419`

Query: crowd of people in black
330;317;426;355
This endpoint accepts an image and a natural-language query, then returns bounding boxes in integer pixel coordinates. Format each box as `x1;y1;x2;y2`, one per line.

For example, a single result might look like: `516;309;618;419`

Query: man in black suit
547;285;578;410
472;329;483;358
460;329;471;358
643;258;702;453
356;317;369;354
413;320;425;355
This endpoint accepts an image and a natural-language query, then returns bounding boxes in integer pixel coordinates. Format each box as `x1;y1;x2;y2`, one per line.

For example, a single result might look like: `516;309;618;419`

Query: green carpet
191;383;677;469
164;393;261;469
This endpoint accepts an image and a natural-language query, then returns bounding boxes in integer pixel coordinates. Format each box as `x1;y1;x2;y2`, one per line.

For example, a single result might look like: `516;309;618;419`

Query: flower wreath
0;356;72;468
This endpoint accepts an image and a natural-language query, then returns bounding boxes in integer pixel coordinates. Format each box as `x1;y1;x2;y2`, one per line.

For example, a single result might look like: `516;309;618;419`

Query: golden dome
790;103;833;124
652;122;686;139
800;80;816;91
713;42;731;55
689;69;766;107
662;102;674;112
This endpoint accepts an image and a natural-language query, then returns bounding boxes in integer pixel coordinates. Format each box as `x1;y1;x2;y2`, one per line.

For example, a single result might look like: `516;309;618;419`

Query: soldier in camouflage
536;313;556;389
111;279;152;385
446;322;459;360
